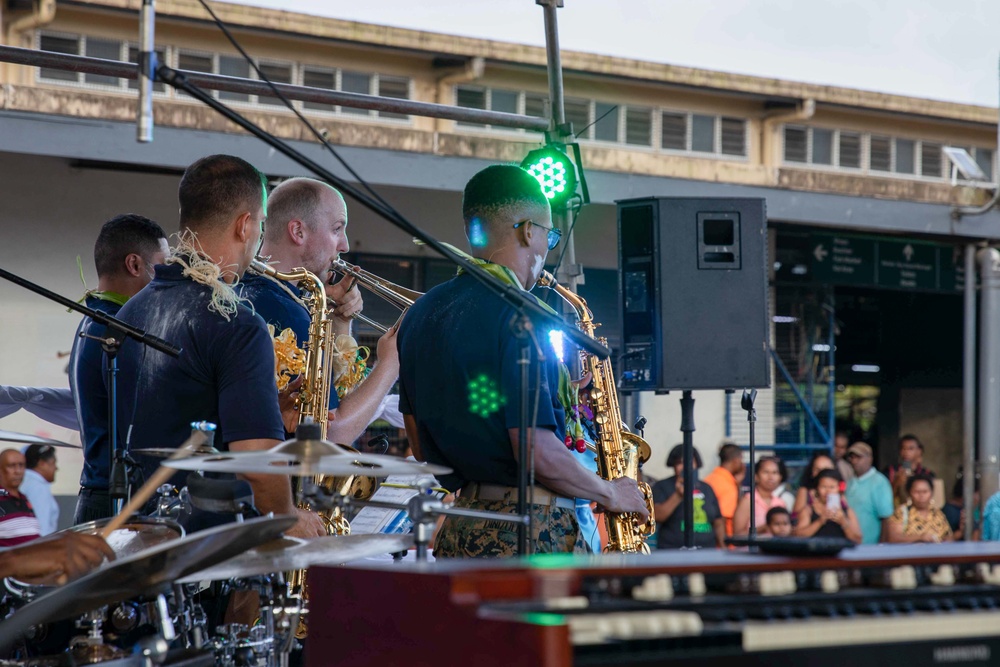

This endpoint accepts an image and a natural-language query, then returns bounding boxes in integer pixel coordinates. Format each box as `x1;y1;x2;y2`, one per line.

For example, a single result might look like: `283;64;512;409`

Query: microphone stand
0;267;182;513
744;388;758;548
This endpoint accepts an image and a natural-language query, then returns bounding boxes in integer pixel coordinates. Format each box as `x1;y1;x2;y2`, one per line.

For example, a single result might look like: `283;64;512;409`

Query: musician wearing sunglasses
397;164;649;557
240;177;401;442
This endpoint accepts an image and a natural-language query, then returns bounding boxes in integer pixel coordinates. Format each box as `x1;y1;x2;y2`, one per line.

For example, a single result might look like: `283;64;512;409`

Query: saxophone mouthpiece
250;257;275;277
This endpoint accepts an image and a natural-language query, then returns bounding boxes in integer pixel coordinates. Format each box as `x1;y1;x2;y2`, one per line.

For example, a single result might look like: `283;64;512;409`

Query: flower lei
166;229;246;322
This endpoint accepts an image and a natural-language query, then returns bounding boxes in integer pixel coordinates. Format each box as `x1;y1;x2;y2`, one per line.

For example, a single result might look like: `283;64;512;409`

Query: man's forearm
326;361;398;444
242;474;297;515
514;428;613;506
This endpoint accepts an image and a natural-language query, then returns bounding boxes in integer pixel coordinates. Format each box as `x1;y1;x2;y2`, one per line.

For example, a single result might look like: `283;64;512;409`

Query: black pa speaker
617;197;770;392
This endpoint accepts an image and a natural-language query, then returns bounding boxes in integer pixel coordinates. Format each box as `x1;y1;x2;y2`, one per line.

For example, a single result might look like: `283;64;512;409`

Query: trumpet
332;258;422;333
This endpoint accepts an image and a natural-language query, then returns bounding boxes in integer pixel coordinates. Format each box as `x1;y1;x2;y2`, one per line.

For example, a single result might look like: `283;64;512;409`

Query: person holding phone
885;434;936;508
793;469;862;543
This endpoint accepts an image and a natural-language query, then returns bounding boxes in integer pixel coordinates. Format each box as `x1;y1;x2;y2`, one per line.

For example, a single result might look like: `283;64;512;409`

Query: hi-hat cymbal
0;429;80;449
179;533;413;582
0;514;296;652
163;450;450;478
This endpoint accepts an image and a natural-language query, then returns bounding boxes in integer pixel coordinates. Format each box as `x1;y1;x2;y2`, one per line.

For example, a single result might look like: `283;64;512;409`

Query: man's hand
284;508;327;539
278;375;302;433
4;532;115;585
375;318;401;368
598;477;650;522
326;275;363;327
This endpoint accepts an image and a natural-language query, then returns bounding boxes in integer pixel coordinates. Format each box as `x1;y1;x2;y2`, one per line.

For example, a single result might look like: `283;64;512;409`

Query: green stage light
521;146;578;206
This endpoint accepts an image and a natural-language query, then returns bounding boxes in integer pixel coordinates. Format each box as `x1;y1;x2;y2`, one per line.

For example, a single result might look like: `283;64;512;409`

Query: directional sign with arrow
813;244;829;262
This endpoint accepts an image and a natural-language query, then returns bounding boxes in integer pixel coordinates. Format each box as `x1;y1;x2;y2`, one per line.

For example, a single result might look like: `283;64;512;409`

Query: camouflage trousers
433;494;591;558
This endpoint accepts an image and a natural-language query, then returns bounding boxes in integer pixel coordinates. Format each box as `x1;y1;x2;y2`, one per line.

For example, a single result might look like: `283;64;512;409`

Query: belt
460;482;576;510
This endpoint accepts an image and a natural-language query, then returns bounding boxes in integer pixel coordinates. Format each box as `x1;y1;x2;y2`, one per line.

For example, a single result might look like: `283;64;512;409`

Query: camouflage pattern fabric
434;494;591;558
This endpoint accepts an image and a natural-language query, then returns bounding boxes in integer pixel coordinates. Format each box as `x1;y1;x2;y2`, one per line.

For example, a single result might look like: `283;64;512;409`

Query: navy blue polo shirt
239;272;339;410
113;263;285;482
397;272;566;492
70;296;123;489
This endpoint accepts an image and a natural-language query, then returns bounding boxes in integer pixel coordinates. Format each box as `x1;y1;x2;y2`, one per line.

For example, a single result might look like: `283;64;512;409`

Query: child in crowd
765;506;793;537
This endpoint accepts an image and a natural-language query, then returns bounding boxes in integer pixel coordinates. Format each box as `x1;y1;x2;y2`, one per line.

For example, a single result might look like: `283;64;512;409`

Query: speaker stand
680;390;696;549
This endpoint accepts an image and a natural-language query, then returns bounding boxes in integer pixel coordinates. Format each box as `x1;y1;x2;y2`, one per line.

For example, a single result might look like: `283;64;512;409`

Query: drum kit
0;426;472;667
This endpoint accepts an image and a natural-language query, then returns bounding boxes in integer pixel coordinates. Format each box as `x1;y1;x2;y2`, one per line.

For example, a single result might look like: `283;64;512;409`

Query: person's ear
235;212;254;242
124;253;143;278
515;220;533;247
288;219;306;245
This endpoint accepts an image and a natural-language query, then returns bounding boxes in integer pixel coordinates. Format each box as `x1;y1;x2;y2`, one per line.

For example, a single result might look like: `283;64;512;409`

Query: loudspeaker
617;197;770;391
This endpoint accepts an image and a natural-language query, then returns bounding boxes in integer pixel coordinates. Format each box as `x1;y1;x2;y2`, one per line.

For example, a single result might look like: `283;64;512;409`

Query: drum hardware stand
301;479;530;562
0;267;182;516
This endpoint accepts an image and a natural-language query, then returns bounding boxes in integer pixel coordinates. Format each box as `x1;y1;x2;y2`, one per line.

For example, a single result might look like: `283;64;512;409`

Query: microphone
136;0;156;143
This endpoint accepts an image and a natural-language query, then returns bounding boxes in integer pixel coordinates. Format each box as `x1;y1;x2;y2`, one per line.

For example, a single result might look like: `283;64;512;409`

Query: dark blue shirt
398;273;565;492
113;263;285;482
239;273;339;410
70;296;122;489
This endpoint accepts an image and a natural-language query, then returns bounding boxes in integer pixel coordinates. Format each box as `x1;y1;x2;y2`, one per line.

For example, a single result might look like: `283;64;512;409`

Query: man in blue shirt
241;178;399;442
113;155;323;539
845;441;894;544
70;214;168;523
397;164;648;557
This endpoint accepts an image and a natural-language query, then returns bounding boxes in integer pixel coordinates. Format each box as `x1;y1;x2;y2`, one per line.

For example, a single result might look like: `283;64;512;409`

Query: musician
71;214;169;523
112;155;324;539
0;531;113;582
397;164;648;557
240;177;400;442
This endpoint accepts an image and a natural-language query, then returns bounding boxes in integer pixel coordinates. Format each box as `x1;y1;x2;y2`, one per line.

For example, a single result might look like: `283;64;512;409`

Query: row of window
783;125;995;182
456;84;748;157
37;31;411;119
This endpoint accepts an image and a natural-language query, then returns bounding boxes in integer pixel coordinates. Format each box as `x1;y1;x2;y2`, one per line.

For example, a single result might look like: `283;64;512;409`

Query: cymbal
179;533;413;582
163;450;451;478
131;445;222;458
0;514;296;651
0;429;80;449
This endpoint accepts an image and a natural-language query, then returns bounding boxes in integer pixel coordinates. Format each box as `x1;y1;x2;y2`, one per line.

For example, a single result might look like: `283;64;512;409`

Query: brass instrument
248;258;372;636
332;258;422;333
536;270;655;554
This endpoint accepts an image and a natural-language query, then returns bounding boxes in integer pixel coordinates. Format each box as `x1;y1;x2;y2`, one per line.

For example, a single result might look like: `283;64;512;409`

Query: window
783;126;808;163
691;114;715;153
256;62;293;107
811;128;834;165
869;135;891;172
490;89;519;115
524;92;547;119
921;142;942;178
838;132;861;169
340;70;371;115
455;86;546;131
720;116;746;156
302;66;335;112
895;139;915;174
456;86;487;127
376;75;409;120
218;55;250;102
661;112;686;151
564;97;590;138
38;34;78;82
975;147;995;182
593;102;619;142
84;37;121;86
624;106;651;146
127;46;167;92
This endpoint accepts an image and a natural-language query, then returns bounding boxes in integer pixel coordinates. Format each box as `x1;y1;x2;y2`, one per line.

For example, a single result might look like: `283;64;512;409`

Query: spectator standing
884;434;936;508
0;449;41;547
943;476;979;538
733;456;786;536
886;474;952;544
652;445;725;549
702;441;744;537
792;452;836;521
844;442;894;544
793;469;862;543
20;445;58;535
833;430;855;483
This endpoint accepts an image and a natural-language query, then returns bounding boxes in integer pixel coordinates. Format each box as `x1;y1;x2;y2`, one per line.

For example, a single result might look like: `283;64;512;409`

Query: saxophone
249;259;372;636
537;270;656;554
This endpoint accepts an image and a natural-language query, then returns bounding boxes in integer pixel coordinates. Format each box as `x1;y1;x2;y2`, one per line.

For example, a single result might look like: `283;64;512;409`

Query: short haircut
718;442;742;464
265;178;340;243
462;164;550;239
666;444;702;469
24;444;55;469
815;468;843;485
906;472;934;495
94;214;166;278
178;155;266;232
765;506;790;524
899;433;924;451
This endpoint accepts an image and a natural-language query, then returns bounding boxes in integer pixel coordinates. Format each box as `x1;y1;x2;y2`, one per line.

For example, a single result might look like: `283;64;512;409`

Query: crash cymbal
0;429;79;449
163;450;451;478
131;445;221;458
179;533;413;582
0;514;296;651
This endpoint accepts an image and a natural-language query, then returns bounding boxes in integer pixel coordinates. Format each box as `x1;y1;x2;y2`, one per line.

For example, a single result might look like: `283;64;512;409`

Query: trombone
332;258;422;333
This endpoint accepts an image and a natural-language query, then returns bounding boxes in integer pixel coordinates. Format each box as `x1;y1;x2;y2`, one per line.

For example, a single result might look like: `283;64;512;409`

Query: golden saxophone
536;270;655;554
249;258;373;637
